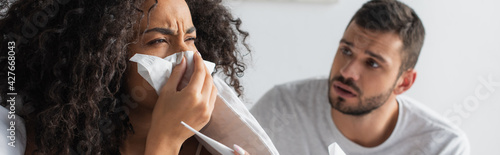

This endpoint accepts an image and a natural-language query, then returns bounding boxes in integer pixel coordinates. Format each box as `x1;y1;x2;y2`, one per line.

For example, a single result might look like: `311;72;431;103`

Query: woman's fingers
209;85;217;110
150;51;217;145
164;56;187;91
201;70;214;100
185;51;207;93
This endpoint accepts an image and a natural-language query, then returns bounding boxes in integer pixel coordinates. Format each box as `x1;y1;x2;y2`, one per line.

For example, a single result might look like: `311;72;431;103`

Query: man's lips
332;81;358;98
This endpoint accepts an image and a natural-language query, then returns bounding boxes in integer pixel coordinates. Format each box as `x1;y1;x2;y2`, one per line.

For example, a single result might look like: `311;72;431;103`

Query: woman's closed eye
185;37;196;42
147;38;167;45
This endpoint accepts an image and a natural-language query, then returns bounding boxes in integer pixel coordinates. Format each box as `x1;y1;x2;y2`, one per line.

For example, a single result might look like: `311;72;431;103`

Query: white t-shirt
0;106;26;155
251;77;470;155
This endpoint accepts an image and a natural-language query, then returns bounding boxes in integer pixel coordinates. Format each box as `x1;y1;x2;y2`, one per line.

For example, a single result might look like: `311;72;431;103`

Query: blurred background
225;0;500;154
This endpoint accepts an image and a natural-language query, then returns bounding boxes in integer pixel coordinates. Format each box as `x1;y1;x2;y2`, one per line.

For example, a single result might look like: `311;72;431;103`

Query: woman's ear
394;69;417;95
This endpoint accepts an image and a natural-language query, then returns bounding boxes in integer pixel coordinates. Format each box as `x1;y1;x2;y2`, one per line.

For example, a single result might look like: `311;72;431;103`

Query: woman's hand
145;52;217;155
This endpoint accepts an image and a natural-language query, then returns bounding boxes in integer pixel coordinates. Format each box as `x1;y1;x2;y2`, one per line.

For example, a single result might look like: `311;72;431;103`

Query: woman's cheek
125;63;159;109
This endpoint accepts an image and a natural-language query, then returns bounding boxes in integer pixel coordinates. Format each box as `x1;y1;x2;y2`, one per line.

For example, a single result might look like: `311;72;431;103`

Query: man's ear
394;69;417;95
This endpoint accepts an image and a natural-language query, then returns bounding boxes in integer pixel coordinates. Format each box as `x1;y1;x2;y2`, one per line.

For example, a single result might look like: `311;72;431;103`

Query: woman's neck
121;106;152;154
121;104;212;155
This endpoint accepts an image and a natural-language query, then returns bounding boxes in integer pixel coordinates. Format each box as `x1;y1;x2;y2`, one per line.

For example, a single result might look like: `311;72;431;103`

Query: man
250;0;470;154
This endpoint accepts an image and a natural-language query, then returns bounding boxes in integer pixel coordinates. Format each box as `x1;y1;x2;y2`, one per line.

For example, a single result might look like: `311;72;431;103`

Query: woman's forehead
138;0;193;32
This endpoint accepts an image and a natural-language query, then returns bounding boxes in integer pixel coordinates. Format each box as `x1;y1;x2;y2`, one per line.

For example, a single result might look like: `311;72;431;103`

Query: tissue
328;142;346;155
181;121;234;155
129;52;279;155
129;51;215;94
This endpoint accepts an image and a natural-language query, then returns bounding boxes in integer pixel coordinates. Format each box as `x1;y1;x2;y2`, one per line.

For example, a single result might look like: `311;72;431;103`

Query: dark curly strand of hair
0;0;250;154
187;0;250;96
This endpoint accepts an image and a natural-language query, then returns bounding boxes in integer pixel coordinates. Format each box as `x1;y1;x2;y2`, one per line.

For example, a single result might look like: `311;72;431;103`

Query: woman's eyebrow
144;26;196;35
145;27;174;35
186;27;196;34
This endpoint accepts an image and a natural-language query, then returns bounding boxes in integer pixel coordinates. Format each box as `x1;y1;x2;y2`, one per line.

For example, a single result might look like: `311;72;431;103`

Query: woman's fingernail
233;144;245;155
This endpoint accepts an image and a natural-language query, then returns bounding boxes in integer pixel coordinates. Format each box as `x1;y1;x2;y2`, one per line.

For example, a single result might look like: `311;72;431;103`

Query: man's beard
328;75;394;116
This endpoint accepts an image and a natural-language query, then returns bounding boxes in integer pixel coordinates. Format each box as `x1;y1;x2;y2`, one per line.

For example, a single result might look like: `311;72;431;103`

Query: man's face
328;22;404;116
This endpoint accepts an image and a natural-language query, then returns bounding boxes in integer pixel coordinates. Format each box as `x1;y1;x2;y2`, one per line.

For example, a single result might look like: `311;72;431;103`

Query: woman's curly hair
0;0;250;154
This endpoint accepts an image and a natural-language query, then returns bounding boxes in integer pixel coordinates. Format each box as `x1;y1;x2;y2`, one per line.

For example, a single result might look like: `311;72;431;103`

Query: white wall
226;0;500;154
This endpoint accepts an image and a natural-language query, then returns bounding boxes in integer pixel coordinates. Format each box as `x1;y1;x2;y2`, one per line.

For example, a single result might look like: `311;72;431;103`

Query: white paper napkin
129;51;215;95
129;52;279;155
181;121;234;155
328;142;346;155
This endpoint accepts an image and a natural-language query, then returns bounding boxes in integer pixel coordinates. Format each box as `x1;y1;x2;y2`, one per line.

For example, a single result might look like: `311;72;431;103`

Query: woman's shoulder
0;106;26;155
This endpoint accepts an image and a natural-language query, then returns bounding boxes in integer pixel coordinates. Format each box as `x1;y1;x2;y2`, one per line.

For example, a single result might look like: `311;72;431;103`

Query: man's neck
331;96;399;147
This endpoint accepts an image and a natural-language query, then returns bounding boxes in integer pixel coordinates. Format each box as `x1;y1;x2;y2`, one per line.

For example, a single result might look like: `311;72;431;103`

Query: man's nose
339;60;361;81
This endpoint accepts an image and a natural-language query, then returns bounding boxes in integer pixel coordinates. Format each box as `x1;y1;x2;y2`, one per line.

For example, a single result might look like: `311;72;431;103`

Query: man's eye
147;39;167;45
367;60;380;68
342;48;352;56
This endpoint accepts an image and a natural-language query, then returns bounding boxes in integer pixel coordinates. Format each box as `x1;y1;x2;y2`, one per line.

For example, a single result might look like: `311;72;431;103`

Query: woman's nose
172;39;195;53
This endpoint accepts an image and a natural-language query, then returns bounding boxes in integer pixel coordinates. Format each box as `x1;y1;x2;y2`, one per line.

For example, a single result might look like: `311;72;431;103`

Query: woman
0;0;251;154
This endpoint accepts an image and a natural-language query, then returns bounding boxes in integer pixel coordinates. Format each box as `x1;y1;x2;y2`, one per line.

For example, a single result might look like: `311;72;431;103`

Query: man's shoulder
250;76;329;117
273;76;328;93
253;77;328;107
396;96;470;154
398;96;460;132
250;77;332;155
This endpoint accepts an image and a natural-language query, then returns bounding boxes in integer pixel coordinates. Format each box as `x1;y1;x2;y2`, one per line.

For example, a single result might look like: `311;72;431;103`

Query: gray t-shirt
251;77;470;155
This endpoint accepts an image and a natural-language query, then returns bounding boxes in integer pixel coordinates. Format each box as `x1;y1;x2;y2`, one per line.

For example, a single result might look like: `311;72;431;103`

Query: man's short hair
348;0;425;72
